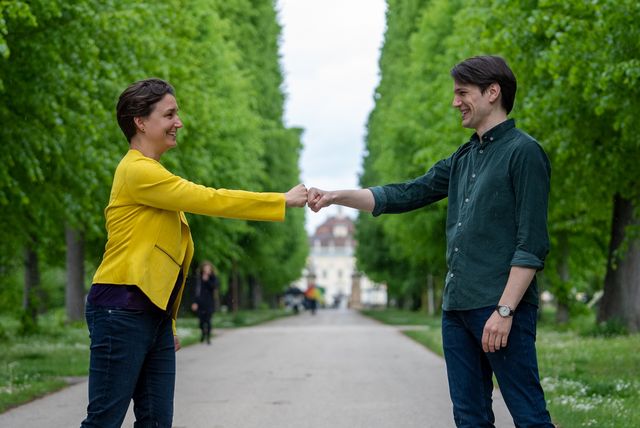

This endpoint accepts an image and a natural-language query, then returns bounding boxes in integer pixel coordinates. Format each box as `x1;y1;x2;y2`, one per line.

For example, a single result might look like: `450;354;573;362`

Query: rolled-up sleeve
509;141;551;270
369;186;388;217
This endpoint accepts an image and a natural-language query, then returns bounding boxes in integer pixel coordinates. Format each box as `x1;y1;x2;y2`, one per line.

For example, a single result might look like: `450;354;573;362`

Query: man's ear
488;82;501;104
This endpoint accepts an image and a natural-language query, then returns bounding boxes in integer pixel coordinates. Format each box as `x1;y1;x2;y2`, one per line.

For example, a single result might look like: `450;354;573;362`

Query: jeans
442;303;554;428
81;303;176;428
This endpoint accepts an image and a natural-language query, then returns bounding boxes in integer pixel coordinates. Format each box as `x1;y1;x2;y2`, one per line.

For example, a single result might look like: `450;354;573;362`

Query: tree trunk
23;244;40;331
597;194;640;332
427;273;435;316
65;226;86;322
231;259;239;314
555;232;570;324
248;275;262;309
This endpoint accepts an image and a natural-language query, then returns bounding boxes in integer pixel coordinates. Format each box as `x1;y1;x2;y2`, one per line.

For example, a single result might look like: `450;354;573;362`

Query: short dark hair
450;56;517;114
116;78;175;142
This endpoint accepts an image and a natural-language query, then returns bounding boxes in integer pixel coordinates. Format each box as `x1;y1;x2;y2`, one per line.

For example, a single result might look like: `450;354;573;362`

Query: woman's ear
133;116;146;133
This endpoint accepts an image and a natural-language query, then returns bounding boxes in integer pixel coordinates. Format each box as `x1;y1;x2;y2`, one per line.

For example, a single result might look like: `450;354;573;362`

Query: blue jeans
81;303;176;428
442;303;553;428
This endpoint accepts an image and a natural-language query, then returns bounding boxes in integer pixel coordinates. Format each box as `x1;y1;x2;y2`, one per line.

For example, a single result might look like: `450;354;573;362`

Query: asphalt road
0;308;513;427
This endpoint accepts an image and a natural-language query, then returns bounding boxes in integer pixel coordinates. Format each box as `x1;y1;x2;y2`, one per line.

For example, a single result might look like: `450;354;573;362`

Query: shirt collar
470;118;515;145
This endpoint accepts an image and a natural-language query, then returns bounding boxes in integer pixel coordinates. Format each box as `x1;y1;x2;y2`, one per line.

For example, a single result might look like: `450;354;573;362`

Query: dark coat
194;274;219;313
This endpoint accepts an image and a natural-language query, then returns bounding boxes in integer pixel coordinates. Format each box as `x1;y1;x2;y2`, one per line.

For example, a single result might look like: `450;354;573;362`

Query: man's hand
174;335;181;352
307;187;333;212
481;311;513;353
285;184;308;207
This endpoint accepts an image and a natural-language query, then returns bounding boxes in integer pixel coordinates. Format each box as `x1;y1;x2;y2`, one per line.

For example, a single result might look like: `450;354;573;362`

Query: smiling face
135;94;183;158
452;81;501;136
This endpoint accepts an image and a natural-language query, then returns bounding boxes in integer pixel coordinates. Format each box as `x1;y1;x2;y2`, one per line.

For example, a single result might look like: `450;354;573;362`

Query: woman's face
139;94;183;155
202;264;212;275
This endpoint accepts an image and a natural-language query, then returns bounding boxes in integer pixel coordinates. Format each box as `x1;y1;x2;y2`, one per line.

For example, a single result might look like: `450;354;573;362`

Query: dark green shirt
370;119;550;310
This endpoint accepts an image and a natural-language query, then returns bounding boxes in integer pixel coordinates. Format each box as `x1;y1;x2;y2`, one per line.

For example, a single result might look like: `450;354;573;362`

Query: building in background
293;209;387;308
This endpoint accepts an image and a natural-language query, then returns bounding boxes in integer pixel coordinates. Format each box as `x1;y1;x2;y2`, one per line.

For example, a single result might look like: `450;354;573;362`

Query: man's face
452;81;495;131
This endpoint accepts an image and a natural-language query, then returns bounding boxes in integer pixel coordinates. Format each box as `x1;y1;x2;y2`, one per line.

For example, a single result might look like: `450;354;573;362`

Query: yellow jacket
92;150;285;332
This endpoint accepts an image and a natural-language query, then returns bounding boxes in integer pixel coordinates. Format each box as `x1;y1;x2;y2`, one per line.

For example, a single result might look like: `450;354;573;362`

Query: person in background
304;283;319;315
307;56;554;427
81;78;307;428
191;261;219;344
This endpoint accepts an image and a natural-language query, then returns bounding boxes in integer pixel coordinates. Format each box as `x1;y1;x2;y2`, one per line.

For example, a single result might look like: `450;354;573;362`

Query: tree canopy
0;0;306;316
358;0;640;330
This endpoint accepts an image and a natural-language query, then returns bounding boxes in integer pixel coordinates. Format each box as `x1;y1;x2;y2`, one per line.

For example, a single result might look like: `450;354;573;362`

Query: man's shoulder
506;127;546;154
510;126;538;144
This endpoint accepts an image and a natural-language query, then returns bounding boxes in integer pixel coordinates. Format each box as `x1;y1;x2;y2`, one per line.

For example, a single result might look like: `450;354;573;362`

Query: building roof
310;211;356;248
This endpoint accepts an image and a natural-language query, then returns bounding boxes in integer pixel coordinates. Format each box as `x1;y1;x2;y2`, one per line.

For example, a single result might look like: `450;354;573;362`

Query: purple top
88;270;184;314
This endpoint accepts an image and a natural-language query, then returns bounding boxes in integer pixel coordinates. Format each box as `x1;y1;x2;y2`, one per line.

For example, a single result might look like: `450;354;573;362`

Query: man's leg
442;310;496;428
132;314;176;428
486;302;553;427
81;305;149;428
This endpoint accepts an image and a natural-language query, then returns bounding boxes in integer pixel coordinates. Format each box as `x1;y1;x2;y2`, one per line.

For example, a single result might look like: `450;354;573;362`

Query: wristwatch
495;304;514;317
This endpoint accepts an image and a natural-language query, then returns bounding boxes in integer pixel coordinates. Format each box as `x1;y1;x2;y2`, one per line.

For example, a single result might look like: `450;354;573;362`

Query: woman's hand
285;184;308;207
174;335;181;352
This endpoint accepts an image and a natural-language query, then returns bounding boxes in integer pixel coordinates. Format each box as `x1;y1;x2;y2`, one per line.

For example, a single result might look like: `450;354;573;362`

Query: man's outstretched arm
307;188;375;213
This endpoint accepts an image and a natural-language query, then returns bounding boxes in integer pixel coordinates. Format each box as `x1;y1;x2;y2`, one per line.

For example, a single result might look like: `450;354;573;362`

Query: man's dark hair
450;56;517;114
116;78;175;143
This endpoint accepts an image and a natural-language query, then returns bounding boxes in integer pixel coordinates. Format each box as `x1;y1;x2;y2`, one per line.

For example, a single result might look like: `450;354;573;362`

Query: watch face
498;306;511;316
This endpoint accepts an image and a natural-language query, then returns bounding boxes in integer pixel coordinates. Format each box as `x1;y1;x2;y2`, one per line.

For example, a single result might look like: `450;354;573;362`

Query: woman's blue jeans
81;303;176;428
442;303;554;428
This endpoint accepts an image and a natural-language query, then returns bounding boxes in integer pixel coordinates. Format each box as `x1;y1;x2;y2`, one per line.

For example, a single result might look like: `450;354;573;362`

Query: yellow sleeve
125;156;286;222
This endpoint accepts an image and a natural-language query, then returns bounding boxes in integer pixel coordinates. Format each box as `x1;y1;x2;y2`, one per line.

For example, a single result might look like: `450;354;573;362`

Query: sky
276;0;387;234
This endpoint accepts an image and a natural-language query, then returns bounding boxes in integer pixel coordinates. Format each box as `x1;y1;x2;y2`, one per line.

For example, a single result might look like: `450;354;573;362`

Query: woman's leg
131;314;176;428
204;311;212;344
81;305;151;428
198;310;207;342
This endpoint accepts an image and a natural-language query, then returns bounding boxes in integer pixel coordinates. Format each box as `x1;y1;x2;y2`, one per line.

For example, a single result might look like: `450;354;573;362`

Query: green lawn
0;308;290;413
361;308;640;428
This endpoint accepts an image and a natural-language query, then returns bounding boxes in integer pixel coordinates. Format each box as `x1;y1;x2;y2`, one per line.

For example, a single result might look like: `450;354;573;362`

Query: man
307;56;554;427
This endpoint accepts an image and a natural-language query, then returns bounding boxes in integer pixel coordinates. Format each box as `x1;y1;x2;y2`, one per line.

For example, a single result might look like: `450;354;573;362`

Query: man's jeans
442;303;554;428
81;303;176;428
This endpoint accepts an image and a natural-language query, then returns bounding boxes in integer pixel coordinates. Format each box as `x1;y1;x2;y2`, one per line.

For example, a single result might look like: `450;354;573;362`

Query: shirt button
465;198;469;203
458;222;462;227
489;137;494;141
479;149;484;154
472;173;476;178
450;273;455;278
454;247;459;252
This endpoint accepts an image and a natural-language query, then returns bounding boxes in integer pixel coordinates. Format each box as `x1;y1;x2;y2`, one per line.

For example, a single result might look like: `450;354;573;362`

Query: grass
0;307;291;413
361;307;640;428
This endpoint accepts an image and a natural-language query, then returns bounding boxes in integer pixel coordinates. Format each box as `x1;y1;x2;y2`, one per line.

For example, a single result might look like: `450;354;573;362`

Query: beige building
294;210;387;308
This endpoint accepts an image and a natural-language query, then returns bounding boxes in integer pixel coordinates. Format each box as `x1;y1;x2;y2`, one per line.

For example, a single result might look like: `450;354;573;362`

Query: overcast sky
276;0;387;234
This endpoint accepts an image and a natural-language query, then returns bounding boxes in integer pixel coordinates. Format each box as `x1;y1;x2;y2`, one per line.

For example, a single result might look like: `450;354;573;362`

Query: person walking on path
307;56;554;427
304;283;320;315
191;261;219;344
81;78;307;428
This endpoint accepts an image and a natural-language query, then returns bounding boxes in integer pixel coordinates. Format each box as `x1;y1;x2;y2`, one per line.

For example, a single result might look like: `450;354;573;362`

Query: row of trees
0;0;307;326
357;0;640;331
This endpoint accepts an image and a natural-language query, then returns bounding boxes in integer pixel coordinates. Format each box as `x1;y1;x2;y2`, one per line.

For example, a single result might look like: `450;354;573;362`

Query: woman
191;261;219;344
81;78;307;428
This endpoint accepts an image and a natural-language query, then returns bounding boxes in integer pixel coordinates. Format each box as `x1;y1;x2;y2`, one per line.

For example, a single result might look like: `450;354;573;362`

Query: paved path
0;309;513;427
